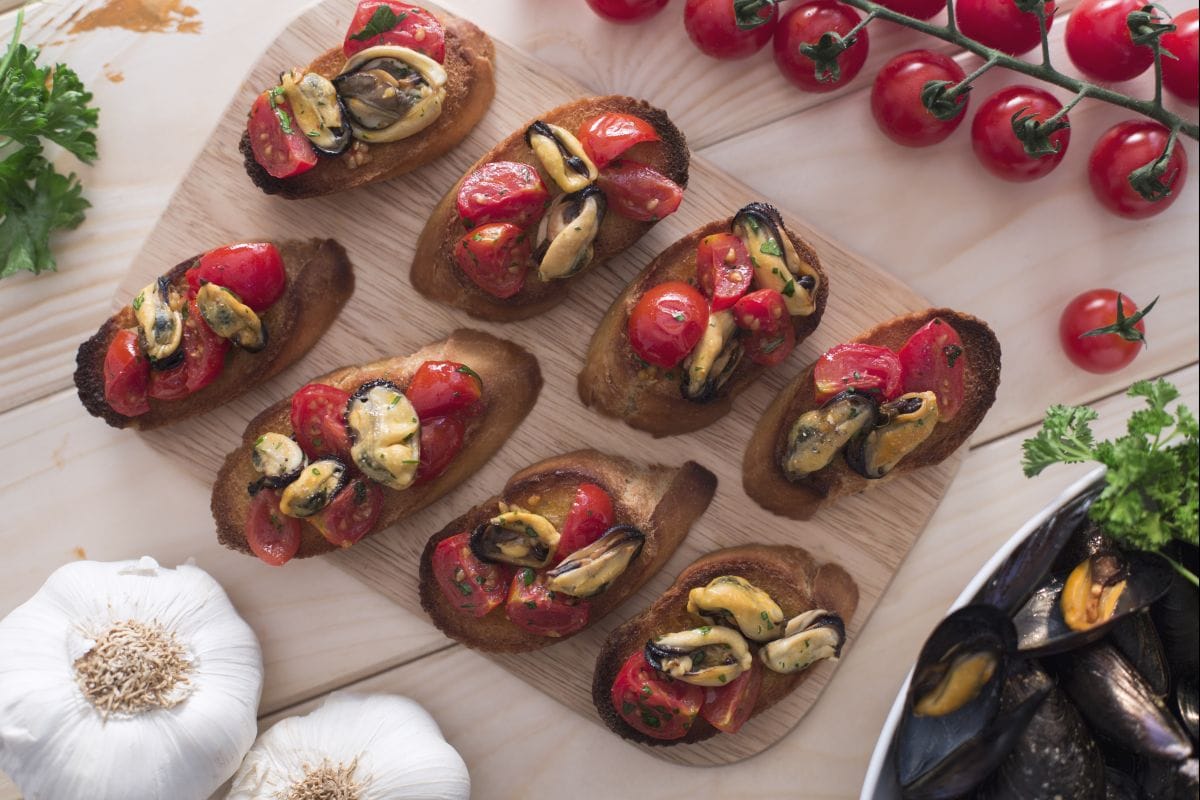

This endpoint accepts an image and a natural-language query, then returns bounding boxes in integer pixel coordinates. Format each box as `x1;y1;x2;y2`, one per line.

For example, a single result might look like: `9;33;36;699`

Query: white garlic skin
0;557;263;800
228;692;470;800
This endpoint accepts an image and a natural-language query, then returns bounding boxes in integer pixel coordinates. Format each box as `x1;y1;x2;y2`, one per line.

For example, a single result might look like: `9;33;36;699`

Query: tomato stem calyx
733;0;778;30
797;11;876;83
1081;295;1157;344
1127;126;1181;201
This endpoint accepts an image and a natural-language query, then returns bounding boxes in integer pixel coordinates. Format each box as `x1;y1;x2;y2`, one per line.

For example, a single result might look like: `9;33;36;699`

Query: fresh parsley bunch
0;12;99;278
1023;379;1199;586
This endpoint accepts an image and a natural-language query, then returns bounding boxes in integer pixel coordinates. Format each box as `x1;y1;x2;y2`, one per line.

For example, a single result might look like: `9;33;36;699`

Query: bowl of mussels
862;467;1199;800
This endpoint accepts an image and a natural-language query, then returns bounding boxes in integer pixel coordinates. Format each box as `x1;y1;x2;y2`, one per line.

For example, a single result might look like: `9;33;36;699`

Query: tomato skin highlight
186;243;286;311
701;658;764;733
245;489;302;566
247;91;318;180
1087;120;1187;219
290;384;354;462
814;343;904;402
610;651;705;740
584;0;670;23
505;571;591;637
456;162;549;229
432;532;511;617
1059;289;1146;373
898;318;966;420
1161;9;1199;105
555;483;616;561
971;86;1069;183
956;0;1056;56
1065;0;1155;82
415;415;465;484
871;50;968;147
696;233;753;312
596;159;684;222
579;113;661;170
628;282;710;369
773;1;870;93
684;0;778;59
342;0;445;61
312;479;384;547
454;223;531;299
103;329;151;417
406;360;483;420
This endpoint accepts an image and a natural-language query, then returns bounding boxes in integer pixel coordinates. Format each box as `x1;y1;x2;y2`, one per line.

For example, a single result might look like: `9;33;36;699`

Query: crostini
743;309;1001;520
578;203;828;436
592;544;858;745
411;96;689;320
211;329;541;565
241;0;495;199
418;450;716;651
75;239;354;430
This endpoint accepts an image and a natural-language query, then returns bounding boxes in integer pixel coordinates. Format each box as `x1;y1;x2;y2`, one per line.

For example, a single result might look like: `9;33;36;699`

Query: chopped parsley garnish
759;239;783;257
348;6;407;42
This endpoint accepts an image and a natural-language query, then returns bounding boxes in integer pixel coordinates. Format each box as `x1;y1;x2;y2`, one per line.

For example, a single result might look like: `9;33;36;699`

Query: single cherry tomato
343;0;445;61
290;383;354;461
556;483;616;560
312;479;384;547
696;233;753;311
1065;0;1156;82
898;317;966;420
684;0;778;59
505;570;591;637
773;1;870;93
701;658;764;733
596;159;684;222
455;162;550;229
186;243;287;311
247;90;318;180
874;0;946;20
585;0;670;24
1161;9;1199;105
628;281;710;368
1088;120;1187;219
610;651;705;740
245;489;302;566
1059;289;1149;373
454;223;531;299
415;415;466;484
579;113;661;169
733;289;795;366
871;50;969;147
956;0;1056;55
183;297;231;394
103;329;151;417
813;343;904;402
432;532;511;617
970;86;1069;182
406;360;483;420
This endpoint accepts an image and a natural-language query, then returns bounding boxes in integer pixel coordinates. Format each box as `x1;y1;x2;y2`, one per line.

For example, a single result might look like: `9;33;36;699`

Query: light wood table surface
0;0;1196;797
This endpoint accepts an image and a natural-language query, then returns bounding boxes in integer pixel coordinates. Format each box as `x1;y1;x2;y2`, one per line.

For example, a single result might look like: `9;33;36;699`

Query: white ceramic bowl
858;466;1106;800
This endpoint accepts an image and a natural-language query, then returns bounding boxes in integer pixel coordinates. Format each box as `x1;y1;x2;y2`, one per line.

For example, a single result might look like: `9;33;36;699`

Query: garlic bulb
0;556;262;800
228;692;470;800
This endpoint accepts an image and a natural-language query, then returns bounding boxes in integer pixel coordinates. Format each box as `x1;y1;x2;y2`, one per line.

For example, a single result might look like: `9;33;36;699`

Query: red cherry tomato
183;297;231;394
971;86;1069;182
312;479;384;547
406;360;483;420
628;281;710;369
956;0;1056;55
186;243;286;312
1059;289;1148;373
290;384;354;461
415;415;466;484
610;651;704;740
432;532;511;617
505;570;591;637
596;159;684;222
247;91;318;180
684;0;778;59
1065;0;1156;82
103;329;151;417
556;483;616;560
579;113;661;169
898;317;966;421
1087;120;1187;219
148;361;189;401
245;489;302;566
813;343;904;402
343;0;445;61
701;658;764;733
874;0;946;20
733;289;795;366
773;1;870;93
1162;9;1199;105
454;223;531;299
696;233;753;312
871;50;969;147
455;162;550;229
585;0;670;22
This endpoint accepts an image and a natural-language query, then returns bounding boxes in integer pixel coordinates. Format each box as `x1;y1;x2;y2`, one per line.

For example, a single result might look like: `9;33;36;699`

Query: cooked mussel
525;120;598;193
686;575;784;642
759;609;845;674
334;46;446;142
278;458;347;518
782;390;878;481
1108;611;1170;699
644;626;753;687
133;276;184;368
1177;678;1199;744
544;525;644;598
470;504;560;568
847;391;939;480
680;310;743;403
250;432;306;490
533;186;605;281
280;69;350;156
1139;756;1199;799
730;202;820;316
195;283;267;352
345;380;420;490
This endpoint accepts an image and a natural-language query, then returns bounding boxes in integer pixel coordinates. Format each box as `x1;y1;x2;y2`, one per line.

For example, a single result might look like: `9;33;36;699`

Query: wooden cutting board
114;0;961;766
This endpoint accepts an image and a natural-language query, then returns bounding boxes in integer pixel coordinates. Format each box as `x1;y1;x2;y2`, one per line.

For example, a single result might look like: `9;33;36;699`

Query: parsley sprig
0;11;99;278
1022;379;1199;586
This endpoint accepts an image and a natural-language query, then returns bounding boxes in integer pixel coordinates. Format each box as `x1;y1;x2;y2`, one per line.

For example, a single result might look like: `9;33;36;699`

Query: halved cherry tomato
183;297;231;394
813;343;903;402
596;159;684;222
406;360;483;419
628;281;709;369
454;223;531;299
343;0;446;61
312;479;384;547
701;658;764;733
579;113;661;169
555;483;615;561
148;361;189;401
245;489;302;566
610;651;704;740
103;329;151;417
290;384;354;461
247;90;318;180
505;569;591;637
415;415;465;484
733;288;795;366
898;318;965;420
432;532;511;617
186;243;286;311
696;233;753;312
456;162;550;229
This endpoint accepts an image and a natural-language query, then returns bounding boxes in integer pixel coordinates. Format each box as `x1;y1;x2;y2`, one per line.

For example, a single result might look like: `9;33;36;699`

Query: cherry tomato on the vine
1059;289;1151;373
773;1;870;93
1087;120;1187;219
956;0;1056;56
874;0;947;20
684;0;778;59
585;0;670;23
871;50;968;147
971;86;1069;182
1066;0;1158;82
1161;9;1199;106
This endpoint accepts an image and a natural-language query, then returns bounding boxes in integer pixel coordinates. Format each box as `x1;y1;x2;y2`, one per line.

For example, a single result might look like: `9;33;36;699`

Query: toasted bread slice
240;14;495;199
74;239;354;431
212;329;541;559
411;95;689;321
418;450;716;652
743;309;1001;520
592;544;859;746
577;213;828;437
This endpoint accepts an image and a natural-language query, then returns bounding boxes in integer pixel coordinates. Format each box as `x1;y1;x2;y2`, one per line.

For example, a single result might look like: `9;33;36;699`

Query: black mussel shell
1150;563;1199;681
1108;611;1170;699
731;201;788;241
1176;678;1199;744
1051;520;1117;573
1103;767;1143;800
1138;757;1199;800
